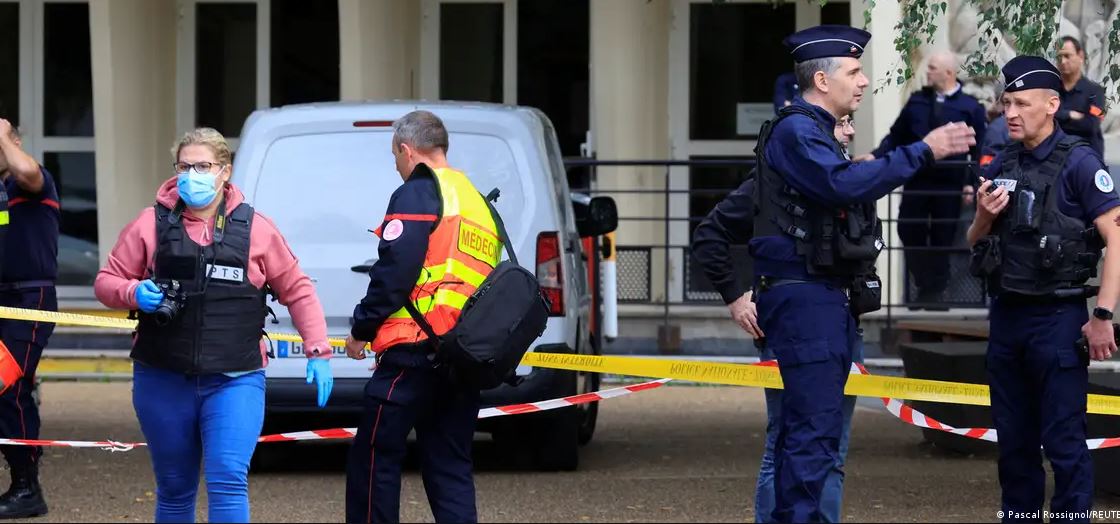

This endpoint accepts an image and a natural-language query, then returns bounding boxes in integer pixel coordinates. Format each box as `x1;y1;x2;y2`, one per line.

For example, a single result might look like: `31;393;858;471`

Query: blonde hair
171;127;233;165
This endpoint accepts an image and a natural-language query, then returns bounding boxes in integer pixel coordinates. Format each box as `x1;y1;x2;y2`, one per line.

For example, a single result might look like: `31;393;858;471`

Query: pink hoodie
94;177;330;363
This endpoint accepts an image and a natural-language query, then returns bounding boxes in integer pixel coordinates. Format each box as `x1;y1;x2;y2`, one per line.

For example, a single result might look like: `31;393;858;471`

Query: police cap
1001;55;1062;93
783;25;871;63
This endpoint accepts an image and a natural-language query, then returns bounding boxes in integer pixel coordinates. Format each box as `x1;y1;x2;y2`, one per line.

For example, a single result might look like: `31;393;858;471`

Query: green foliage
708;0;1120;102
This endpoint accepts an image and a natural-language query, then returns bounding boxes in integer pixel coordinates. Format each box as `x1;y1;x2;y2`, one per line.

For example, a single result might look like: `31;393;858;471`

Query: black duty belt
755;276;849;295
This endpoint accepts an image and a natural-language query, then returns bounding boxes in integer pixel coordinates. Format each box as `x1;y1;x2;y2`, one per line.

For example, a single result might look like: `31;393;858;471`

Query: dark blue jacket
872;84;987;186
692;178;755;304
749;99;933;279
351;171;441;342
3;167;60;283
983;125;1119;225
1058;75;1107;157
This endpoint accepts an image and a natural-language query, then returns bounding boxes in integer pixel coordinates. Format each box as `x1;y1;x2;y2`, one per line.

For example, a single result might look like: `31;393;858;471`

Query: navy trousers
756;281;856;523
0;286;56;475
345;344;480;524
987;297;1093;523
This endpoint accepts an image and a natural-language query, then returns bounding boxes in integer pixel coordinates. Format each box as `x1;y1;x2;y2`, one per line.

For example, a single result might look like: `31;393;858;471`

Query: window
36;1;98;286
0;2;18;126
821;2;851;26
270;0;339;107
196;2;257;136
44;2;93;137
689;3;795;140
440;3;504;103
44;152;98;286
517;0;589;157
687;156;754;237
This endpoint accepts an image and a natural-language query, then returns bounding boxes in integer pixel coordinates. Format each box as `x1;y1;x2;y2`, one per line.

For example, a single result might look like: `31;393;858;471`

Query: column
89;0;178;267
850;0;909;309
339;0;421;101
591;0;672;348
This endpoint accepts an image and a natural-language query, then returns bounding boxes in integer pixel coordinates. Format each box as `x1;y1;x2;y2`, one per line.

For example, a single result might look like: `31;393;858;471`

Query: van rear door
241;125;535;378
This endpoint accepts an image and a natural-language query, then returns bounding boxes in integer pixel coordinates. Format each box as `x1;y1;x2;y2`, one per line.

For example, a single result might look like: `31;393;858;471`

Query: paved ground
10;381;1120;523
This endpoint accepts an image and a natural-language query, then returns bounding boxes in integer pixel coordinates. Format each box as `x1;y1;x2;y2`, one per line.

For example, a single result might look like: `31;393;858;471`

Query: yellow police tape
11;306;1120;416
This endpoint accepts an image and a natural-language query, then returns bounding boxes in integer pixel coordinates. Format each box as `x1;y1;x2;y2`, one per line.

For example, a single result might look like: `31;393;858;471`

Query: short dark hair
1060;36;1084;54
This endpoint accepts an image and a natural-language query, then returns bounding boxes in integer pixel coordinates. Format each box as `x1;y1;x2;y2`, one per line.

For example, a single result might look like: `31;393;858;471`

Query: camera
153;280;186;327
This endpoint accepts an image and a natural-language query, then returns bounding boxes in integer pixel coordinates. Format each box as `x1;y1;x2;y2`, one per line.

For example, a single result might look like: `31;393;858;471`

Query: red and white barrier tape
1;378;672;451
16;361;1120;453
850;363;1120;450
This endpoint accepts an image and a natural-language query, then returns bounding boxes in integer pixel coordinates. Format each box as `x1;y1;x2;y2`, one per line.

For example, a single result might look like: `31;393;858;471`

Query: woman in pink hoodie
94;127;332;523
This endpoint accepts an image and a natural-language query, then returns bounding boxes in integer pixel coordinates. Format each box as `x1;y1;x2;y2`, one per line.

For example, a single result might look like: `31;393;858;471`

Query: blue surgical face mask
176;168;219;208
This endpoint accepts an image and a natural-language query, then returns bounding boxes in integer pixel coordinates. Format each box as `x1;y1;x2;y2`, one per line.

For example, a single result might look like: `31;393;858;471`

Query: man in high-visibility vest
344;110;501;524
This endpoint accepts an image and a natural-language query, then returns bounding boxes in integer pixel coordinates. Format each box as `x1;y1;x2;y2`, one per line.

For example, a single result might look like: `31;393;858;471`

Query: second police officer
967;56;1120;522
752;25;975;522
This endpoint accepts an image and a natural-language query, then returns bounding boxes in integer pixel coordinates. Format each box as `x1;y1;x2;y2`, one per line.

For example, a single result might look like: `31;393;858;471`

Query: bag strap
403;187;516;343
403;300;440;343
482;188;518;266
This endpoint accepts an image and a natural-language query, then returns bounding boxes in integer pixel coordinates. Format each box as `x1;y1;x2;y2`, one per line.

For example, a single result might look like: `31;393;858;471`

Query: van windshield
250;130;528;321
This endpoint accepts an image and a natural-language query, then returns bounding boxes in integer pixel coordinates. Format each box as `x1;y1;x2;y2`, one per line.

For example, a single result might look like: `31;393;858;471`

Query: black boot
0;465;47;519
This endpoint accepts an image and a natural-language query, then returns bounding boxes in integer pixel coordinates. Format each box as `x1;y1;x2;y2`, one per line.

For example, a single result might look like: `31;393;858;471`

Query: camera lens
153;299;179;327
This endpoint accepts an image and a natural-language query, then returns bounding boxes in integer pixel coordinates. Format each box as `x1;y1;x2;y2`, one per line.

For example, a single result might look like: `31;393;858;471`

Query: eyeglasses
173;161;225;174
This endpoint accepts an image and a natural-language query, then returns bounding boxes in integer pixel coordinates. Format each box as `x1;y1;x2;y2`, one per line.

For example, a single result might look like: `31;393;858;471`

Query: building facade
2;0;1116;313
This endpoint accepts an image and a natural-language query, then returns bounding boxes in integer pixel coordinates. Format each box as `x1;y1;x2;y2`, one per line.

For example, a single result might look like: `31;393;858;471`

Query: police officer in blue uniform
751;25;975;522
967;56;1120;523
773;71;799;114
693;115;865;524
1056;36;1107;157
0;119;59;518
868;51;988;307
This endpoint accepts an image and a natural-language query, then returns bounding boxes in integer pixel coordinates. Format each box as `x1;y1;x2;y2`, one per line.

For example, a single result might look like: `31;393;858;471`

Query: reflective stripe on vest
0;211;8;226
372;168;501;351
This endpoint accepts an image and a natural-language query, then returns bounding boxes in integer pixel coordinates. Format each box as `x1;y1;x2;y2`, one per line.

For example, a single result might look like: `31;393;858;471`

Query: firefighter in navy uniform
749;25;975;523
967;56;1120;523
344;110;503;524
0;119;59;519
1056;36;1107;157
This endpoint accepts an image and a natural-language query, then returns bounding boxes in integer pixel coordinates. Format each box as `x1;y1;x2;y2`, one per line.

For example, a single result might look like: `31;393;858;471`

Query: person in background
863;51;987;309
1055;36;1107;157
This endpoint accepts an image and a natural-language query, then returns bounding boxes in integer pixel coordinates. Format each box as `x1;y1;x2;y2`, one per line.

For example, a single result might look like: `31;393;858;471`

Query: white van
232;101;616;470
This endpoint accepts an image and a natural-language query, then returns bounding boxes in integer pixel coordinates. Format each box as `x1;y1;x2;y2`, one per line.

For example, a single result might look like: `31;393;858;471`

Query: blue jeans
132;362;265;523
755;332;864;523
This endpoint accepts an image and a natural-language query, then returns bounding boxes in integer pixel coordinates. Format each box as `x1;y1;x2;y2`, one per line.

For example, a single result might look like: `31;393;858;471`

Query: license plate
272;340;361;358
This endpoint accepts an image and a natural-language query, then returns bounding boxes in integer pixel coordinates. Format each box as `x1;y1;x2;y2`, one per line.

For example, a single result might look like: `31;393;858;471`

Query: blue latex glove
306;358;333;408
134;280;164;314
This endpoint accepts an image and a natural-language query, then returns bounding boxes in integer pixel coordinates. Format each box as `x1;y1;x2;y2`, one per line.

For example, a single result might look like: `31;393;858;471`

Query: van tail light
536;232;565;316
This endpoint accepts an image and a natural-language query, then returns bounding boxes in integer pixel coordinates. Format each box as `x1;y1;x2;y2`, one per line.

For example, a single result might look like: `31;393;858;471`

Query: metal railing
565;157;989;345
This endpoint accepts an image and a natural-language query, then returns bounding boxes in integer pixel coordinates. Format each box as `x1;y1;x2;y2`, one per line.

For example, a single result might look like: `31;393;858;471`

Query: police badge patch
1095;169;1115;193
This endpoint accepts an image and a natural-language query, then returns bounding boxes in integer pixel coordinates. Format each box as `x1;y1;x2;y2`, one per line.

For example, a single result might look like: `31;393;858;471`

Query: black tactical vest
978;137;1103;297
132;200;268;374
752;106;884;278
